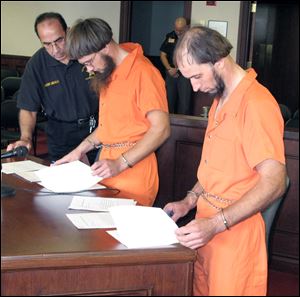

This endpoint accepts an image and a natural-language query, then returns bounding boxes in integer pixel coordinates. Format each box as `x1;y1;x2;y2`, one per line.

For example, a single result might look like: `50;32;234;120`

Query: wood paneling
1;54;30;76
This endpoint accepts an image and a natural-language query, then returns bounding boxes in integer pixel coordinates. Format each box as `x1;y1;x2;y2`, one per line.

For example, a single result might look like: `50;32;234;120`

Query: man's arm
89;110;170;179
122;110;170;166
164;181;202;221
176;159;287;249
160;52;178;77
54;127;101;165
219;159;287;230
7;109;37;152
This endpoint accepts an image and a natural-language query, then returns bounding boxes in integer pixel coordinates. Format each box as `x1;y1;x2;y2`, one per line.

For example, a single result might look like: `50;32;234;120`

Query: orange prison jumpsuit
96;43;168;206
194;69;286;296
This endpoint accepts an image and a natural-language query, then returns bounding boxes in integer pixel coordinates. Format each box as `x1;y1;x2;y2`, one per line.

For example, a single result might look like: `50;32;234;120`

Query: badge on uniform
44;80;60;88
168;38;175;43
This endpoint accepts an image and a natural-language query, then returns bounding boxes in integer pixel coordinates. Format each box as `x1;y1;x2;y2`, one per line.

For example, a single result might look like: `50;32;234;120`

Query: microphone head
15;146;29;157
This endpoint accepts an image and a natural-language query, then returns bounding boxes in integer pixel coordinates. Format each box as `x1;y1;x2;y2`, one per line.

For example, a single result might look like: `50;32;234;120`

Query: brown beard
90;54;116;95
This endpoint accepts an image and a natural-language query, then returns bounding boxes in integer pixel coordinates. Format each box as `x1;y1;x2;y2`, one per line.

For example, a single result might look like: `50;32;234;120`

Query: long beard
90;55;116;95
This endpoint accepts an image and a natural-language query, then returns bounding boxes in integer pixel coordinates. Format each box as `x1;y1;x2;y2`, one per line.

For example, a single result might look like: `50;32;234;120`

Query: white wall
1;1;241;59
1;1;120;56
191;1;241;61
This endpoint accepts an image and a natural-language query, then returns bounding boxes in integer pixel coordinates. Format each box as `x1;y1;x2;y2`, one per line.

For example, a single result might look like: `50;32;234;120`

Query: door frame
119;1;192;43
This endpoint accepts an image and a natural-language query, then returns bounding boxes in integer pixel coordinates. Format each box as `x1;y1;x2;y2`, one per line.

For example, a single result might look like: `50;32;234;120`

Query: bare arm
90;110;170;178
121;110;170;167
54;127;101;164
176;159;287;249
6;109;37;152
218;159;287;230
160;52;178;77
163;181;203;221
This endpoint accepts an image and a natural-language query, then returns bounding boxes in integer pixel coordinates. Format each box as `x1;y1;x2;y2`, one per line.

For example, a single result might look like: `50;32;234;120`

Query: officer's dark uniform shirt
17;48;99;161
160;31;179;68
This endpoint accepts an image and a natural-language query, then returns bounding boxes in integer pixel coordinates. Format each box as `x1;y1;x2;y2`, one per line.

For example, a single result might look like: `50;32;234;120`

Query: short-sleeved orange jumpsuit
194;69;285;295
96;43;168;206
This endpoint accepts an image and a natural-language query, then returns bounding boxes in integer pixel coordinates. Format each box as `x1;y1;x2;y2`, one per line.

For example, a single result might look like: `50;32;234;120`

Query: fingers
7;140;31;152
6;143;17;151
91;161;112;178
53;156;70;166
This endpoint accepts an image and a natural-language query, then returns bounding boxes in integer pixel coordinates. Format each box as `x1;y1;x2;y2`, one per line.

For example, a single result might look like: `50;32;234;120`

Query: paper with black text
35;160;102;193
2;160;47;174
108;205;179;248
69;196;136;212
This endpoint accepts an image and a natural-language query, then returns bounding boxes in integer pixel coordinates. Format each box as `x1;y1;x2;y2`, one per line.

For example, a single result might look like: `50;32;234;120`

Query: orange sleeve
136;63;168;116
242;94;285;168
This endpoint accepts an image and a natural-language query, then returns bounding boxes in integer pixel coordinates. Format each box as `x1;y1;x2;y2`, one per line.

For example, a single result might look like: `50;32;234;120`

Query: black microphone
1;146;29;159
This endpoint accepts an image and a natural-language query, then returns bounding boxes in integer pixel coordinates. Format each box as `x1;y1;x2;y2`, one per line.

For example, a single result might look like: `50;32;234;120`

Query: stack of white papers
1;160;47;174
2;160;47;182
66;196;136;229
35;160;103;193
108;205;179;248
69;196;137;211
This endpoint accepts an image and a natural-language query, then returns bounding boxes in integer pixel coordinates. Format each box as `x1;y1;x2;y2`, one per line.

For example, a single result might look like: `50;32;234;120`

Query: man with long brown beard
55;18;170;207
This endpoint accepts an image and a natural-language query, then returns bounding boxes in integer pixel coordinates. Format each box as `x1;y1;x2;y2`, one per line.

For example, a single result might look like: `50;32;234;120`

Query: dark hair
34;12;67;38
174;25;233;66
66;18;113;60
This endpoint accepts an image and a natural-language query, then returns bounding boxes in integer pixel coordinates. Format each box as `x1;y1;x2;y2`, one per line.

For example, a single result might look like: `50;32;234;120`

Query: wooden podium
1;156;195;296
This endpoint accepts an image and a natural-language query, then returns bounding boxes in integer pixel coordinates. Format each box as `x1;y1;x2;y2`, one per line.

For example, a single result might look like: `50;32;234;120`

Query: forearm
215;160;287;233
19;110;37;142
120;110;170;168
79;128;101;154
160;52;172;71
182;181;202;210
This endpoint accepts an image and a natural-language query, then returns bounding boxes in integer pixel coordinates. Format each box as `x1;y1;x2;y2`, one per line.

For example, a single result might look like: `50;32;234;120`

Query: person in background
55;18;170;206
164;26;287;296
7;12;99;163
160;17;192;115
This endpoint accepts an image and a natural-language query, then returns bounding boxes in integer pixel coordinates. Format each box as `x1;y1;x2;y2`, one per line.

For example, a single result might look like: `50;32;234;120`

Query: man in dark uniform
160;17;192;115
6;12;99;163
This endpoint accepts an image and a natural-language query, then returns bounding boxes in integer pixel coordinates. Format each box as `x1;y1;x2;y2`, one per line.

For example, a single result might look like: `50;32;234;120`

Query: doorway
119;1;191;77
239;1;299;114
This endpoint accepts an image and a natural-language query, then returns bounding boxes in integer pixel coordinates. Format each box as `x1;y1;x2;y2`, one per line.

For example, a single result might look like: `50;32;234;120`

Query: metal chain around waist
100;141;136;149
200;186;233;211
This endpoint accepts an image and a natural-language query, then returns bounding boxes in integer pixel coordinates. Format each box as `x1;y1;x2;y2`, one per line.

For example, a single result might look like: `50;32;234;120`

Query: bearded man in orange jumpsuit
164;26;287;296
55;18;170;206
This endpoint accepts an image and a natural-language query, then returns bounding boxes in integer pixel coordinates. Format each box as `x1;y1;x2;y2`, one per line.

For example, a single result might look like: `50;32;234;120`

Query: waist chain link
199;186;233;211
100;141;136;149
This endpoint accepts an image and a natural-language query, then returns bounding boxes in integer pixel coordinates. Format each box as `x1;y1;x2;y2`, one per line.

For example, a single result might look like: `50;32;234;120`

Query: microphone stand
1;163;16;198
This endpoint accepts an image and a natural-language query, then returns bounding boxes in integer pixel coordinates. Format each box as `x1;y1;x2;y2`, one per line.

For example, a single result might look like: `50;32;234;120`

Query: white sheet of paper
69;196;137;212
2;160;47;174
108;205;179;248
35;160;102;193
66;212;115;229
15;171;41;182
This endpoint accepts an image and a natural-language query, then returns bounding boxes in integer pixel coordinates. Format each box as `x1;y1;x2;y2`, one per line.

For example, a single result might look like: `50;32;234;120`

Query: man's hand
175;216;221;250
7;139;32;153
168;67;179;77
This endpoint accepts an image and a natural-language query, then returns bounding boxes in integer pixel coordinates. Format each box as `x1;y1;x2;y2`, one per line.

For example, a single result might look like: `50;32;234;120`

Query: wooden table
1;156;195;296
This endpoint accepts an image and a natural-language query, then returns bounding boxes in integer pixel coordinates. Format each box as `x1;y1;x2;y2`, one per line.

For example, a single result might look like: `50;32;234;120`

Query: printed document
2;160;47;174
107;205;179;248
69;196;136;212
35;160;103;193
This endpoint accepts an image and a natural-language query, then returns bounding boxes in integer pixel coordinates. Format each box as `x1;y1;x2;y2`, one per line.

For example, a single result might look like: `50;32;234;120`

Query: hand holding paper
35;160;103;193
108;205;179;248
